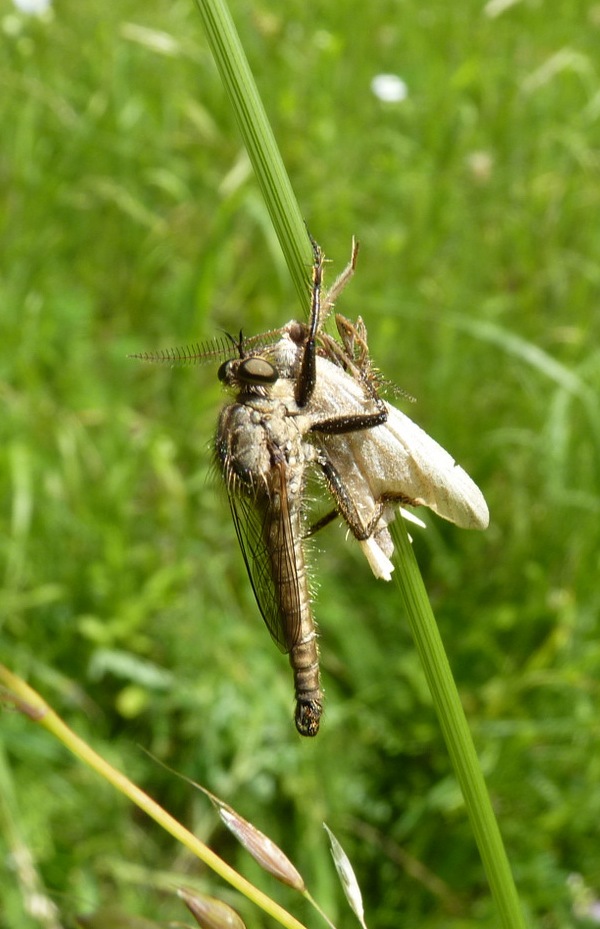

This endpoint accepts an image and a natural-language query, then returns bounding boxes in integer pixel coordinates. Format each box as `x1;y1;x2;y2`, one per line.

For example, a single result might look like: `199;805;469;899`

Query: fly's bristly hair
312;304;417;409
218;445;269;500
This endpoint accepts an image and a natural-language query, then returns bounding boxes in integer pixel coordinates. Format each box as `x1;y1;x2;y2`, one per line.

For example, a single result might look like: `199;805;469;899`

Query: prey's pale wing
344;404;489;529
225;461;302;654
312;357;489;530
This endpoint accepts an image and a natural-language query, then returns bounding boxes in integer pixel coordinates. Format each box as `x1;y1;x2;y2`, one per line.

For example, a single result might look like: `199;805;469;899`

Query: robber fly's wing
343;402;489;530
225;464;302;655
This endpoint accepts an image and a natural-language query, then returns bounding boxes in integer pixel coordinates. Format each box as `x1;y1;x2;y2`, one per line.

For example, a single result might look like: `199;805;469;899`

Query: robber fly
133;239;489;737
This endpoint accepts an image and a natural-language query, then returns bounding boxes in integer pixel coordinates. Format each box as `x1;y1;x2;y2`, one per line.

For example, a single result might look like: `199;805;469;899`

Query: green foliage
1;0;600;927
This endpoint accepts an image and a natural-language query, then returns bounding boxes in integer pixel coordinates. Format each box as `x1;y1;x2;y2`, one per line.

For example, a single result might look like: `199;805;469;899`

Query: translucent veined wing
223;460;303;654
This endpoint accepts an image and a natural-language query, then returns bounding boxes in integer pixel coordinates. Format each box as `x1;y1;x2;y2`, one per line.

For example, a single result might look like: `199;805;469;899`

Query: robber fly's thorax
216;340;312;494
215;325;317;492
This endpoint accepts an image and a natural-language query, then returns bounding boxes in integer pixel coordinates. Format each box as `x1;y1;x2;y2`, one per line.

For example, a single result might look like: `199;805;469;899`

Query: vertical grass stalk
391;522;527;929
194;0;312;307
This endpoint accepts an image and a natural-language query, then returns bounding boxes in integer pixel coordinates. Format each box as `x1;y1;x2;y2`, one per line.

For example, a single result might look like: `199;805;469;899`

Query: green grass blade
194;0;312;307
390;521;528;929
0;666;310;929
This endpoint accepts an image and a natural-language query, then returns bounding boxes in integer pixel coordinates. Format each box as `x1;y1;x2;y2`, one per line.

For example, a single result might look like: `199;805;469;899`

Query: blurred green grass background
2;0;600;926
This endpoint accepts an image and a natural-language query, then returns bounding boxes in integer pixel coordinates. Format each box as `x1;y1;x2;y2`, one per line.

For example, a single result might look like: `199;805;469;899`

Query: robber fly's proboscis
132;239;489;737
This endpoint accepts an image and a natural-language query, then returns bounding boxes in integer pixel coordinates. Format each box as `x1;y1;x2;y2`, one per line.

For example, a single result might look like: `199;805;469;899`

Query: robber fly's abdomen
266;465;323;738
217;400;323;737
290;635;322;737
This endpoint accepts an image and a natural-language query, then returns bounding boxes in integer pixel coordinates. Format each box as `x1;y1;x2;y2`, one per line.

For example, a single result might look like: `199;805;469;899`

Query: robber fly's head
217;354;279;394
217;320;310;395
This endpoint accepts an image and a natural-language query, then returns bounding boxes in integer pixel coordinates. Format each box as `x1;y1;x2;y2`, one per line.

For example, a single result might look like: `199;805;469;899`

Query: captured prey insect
133;240;489;737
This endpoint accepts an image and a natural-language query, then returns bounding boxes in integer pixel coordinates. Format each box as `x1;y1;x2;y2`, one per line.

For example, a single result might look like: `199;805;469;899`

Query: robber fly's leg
297;236;361;406
309;396;388;436
320;237;360;325
317;453;384;541
306;400;387;537
295;239;324;408
305;508;338;538
335;314;370;372
318;319;380;415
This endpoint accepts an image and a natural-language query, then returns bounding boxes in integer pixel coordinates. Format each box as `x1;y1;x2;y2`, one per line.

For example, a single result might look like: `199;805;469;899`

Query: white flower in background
484;0;523;17
466;150;494;184
370;73;408;103
12;0;52;14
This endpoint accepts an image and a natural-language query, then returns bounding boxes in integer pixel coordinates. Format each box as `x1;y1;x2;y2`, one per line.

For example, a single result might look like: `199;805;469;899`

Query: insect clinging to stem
132;238;489;736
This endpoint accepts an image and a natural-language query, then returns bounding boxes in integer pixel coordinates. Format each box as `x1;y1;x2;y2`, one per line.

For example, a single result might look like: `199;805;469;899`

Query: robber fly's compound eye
238;357;278;385
217;360;231;382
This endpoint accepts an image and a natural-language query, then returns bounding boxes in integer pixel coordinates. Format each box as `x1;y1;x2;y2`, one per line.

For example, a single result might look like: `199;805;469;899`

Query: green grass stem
391;522;528;929
193;0;312;307
0;666;309;929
